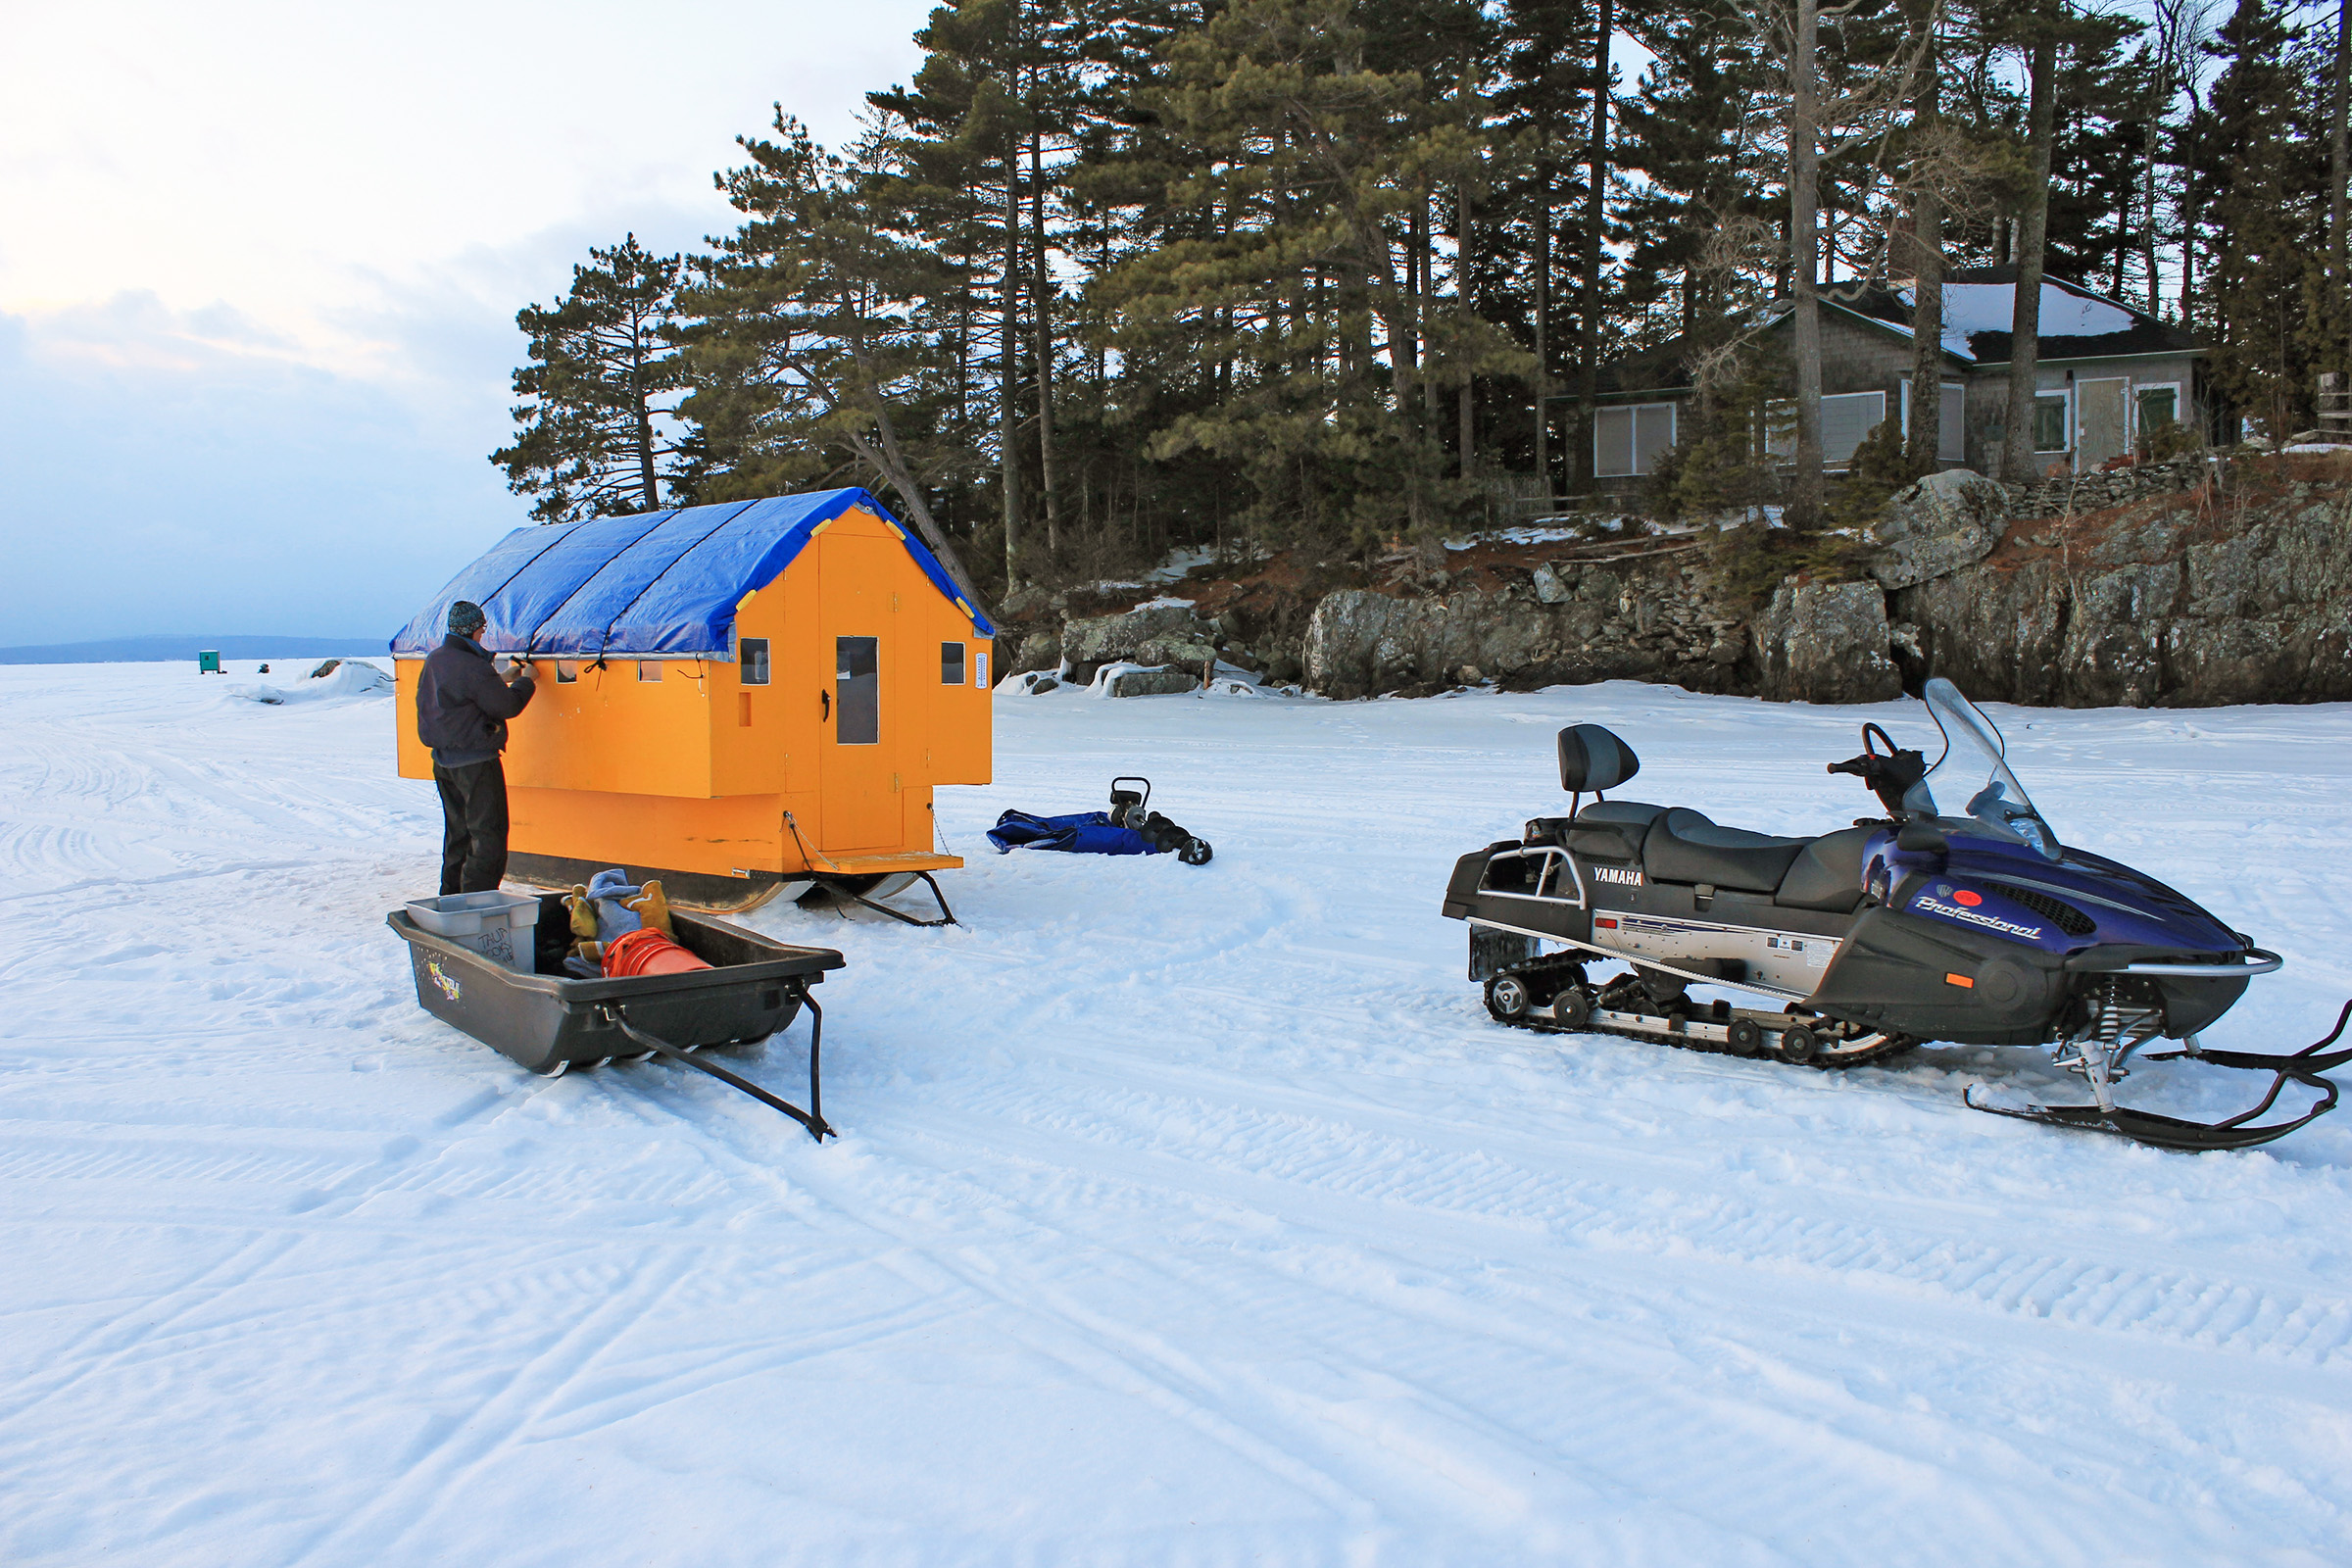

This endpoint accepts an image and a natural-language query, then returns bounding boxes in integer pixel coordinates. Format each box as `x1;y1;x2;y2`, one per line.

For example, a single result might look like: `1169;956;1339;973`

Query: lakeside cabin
1584;267;2218;490
391;488;995;909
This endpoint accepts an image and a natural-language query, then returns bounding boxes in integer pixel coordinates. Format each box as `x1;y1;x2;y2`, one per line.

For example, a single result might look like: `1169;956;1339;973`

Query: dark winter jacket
416;634;534;764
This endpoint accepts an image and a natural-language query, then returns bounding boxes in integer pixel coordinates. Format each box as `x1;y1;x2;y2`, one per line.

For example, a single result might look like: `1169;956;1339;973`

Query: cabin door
815;531;902;853
2077;378;2128;470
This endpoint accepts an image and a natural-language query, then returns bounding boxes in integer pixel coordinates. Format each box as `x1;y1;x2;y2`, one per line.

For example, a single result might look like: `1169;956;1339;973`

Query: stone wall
1299;564;1751;701
992;458;2352;709
1894;479;2352;707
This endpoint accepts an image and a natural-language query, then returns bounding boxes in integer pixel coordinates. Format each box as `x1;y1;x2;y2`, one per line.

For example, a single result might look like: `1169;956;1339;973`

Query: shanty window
940;641;966;684
740;637;770;686
555;662;577;684
1593;403;1676;477
2135;384;2180;436
637;661;662;682
836;636;879;746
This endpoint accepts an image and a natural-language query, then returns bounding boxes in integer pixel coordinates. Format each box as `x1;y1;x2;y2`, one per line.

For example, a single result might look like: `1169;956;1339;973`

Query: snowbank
226;658;393;705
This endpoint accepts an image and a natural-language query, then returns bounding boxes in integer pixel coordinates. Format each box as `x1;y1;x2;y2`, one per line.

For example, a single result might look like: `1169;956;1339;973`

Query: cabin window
1763;391;1885;466
740;636;770;686
637;661;662;682
2034;394;2070;453
1821;392;1886;465
555;662;577;684
1593;403;1676;477
1898;381;1970;463
836;636;879;745
941;640;966;684
2135;383;2180;436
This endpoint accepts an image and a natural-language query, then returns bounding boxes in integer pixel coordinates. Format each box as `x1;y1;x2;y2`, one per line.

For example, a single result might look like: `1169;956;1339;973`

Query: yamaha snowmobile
1440;678;2351;1152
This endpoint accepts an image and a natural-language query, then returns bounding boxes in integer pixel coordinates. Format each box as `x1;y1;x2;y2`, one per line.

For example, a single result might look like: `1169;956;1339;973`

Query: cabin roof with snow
1593;269;2204;400
389;488;993;660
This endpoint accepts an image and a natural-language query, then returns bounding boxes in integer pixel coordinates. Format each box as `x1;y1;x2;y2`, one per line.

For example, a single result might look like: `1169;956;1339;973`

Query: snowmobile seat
1772;826;1873;912
1567;800;1668;862
1643;808;1808;893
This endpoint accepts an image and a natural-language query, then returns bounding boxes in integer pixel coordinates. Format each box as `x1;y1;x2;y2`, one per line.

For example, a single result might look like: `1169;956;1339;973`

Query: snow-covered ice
6;663;2352;1566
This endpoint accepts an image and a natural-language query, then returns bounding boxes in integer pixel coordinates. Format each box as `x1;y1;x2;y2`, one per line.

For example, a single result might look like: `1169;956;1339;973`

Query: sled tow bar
599;989;833;1142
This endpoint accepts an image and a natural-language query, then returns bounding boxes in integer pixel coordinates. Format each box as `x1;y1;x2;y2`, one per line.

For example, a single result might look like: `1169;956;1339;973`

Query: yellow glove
626;880;674;937
565;885;599;942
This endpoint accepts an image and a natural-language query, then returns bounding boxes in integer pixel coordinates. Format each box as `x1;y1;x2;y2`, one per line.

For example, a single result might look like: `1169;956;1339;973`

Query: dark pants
434;759;510;895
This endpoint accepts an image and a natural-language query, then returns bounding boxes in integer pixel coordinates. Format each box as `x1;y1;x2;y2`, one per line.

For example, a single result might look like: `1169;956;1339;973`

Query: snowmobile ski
1964;1001;2352;1152
1439;679;2349;1152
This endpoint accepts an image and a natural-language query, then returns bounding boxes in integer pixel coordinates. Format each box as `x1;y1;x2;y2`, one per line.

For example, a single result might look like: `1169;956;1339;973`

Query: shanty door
817;530;903;853
2077;378;2128;470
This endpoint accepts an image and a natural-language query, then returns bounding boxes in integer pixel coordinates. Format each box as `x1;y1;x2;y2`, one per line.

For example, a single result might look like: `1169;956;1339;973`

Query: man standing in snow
416;600;535;895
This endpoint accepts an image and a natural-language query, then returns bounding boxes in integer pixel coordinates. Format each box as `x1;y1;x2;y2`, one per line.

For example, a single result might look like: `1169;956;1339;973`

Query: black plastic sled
389;893;846;1141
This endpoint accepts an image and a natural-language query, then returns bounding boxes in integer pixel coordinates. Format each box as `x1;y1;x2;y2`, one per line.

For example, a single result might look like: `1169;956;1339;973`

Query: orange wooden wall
394;505;992;882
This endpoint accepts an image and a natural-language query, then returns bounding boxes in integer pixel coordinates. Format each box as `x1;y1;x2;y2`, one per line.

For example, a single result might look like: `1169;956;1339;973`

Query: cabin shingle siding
1581;270;2215;492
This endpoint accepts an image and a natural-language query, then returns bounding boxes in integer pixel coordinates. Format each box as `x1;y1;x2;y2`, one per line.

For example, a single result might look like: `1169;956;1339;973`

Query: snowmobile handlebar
1827;723;1929;817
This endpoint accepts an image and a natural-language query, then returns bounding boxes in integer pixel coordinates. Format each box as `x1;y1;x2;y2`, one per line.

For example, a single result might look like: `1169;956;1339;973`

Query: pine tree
675;114;988;608
491;235;690;523
2204;0;2329;439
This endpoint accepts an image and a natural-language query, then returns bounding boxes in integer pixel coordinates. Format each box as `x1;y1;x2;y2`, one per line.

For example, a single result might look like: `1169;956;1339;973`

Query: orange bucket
603;927;713;978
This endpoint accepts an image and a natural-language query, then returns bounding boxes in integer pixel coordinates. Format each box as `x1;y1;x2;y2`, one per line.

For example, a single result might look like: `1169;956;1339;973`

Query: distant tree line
493;0;2350;601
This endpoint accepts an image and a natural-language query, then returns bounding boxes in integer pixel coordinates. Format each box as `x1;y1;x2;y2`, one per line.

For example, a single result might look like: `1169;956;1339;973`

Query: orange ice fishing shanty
391;490;994;914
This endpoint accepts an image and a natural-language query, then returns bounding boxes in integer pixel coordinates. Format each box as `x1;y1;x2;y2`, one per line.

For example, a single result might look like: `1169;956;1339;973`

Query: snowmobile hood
1886;830;2245;959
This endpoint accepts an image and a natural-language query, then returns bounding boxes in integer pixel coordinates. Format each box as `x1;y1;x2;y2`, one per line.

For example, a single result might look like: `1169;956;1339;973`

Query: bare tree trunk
1458;179;1476;479
1000;152;1024;583
842;333;989;619
1030;131;1061;558
1904;0;1943;474
1790;0;1826;526
2002;36;2058;483
1421;194;1440;419
2333;0;2350;366
1908;188;1945;472
2143;0;2181;318
1575;0;1611;492
635;367;659;512
1535;107;1552;504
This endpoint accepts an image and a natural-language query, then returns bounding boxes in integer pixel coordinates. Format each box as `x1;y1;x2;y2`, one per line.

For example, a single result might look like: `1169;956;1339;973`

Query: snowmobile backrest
1558;724;1640;794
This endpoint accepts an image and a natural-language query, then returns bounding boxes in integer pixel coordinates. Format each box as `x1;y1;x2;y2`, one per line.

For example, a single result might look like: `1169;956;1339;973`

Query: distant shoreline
0;636;389;666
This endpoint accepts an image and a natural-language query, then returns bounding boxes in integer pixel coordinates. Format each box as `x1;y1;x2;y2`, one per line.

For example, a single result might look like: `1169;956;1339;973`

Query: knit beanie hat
448;601;487;635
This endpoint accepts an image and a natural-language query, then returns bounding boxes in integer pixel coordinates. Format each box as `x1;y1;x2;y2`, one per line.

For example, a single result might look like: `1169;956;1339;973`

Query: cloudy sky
0;0;935;647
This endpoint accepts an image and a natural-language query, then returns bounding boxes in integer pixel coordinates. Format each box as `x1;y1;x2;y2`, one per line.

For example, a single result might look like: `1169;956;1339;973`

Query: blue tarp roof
390;489;994;658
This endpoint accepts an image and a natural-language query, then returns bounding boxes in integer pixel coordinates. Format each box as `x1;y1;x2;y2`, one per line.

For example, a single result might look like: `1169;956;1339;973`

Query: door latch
819;690;831;721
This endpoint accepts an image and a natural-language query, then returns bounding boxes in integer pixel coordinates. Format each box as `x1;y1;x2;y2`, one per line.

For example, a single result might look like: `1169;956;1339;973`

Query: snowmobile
1440;678;2351;1152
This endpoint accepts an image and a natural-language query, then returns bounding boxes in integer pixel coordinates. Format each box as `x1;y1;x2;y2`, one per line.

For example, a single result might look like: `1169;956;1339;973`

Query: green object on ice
198;651;221;674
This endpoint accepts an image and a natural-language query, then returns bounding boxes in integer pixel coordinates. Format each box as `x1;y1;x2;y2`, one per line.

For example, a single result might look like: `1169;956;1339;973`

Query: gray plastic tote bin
405;890;542;972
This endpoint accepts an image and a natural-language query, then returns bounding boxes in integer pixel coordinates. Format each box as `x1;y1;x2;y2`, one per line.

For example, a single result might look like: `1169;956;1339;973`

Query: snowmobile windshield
1917;678;2060;858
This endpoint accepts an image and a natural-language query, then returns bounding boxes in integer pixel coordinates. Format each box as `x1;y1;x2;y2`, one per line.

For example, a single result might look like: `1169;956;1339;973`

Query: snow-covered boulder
1062;603;1218;682
228;660;394;706
1093;662;1200;699
1868;468;2010;590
